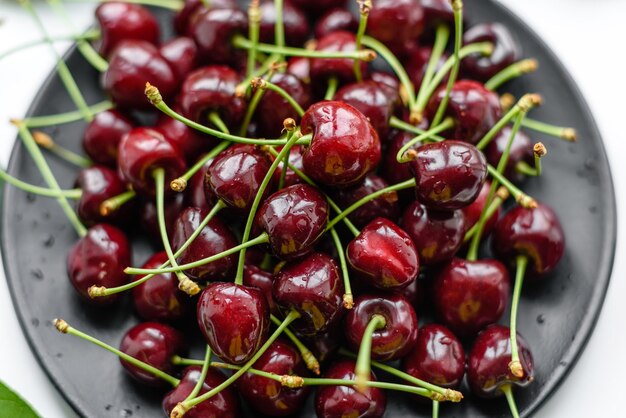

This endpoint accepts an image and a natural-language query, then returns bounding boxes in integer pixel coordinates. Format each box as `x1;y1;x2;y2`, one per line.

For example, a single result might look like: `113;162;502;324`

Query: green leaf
0;380;41;418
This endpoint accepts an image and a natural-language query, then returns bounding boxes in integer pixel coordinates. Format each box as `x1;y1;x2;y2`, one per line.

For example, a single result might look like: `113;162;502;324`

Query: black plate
2;1;616;417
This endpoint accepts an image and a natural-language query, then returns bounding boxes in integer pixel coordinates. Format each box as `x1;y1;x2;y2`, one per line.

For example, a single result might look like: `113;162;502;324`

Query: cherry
290;0;348;16
75;165;131;226
303;324;343;365
273;145;305;188
287;57;311;84
410;139;488;210
426;80;503;145
187;6;247;65
345;294;419;361
314;359;386;418
461;180;501;235
300;101;381;188
315;8;358;39
184;156;214;210
419;0;454;28
273;252;344;336
159;36;199;81
485;127;534;183
117;127;186;197
119;322;186;387
243;264;278;315
162;366;239;418
197;282;270;364
370;71;400;93
237;339;311;416
155;107;212;165
381;131;416;186
462;23;520;82
258;0;310;46
255;183;329;261
400;201;465;265
82;109;134;167
310;31;368;85
406;46;449;90
171;207;238;281
173;0;237;35
67;224;131;304
367;0;425;46
103;40;178;111
432;258;510;337
347;218;419;290
256;73;312;137
140;193;185;244
94;2;159;58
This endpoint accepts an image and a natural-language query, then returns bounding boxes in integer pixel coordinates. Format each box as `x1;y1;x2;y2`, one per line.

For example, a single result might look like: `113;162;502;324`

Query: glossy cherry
243;264;277;315
461;180;501;234
381;131;416;186
485;127;533;183
290;0;348;16
334;81;397;138
259;0;310;46
273;252;344;336
173;0;237;35
367;0;424;46
274;145;305;188
287;57;311;84
75;165;131;226
188;6;247;65
82;109;134;167
419;0;454;28
140;193;186;244
300;101;381;188
197;282;270;364
432;258;510;337
155;107;212;165
159;36;199;81
406;46;449;89
345;294;419;361
370;71;400;93
462;23;520;82
314;8;358;39
185;156;215;210
303;324;343;365
119;322;186;387
310;31;368;85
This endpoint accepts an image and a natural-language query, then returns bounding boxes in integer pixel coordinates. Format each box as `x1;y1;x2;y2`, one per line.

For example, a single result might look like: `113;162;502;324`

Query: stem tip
283;118;297;132
33;131;54;149
509;360;524;378
178;276;201;296
562;127;577;141
145;82;163;106
170;403;187;418
88;286;106;298
445;388;464;402
343;293;354;309
280;375;305;388
533;142;547;157
170;178;188;192
53;318;69;333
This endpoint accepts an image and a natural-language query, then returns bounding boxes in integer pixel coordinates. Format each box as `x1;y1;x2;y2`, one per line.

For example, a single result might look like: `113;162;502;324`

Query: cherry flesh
315;8;358;39
462;23;520;82
75;165;131;226
82;109;134;167
95;2;159;58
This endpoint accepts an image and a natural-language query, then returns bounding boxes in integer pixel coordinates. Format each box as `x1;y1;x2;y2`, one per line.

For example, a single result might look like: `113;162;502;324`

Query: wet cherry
461;180;501;235
158;36;199;81
187;6;247;65
310;31;368;85
243;264;278;315
462;23;520;82
75;165;131;226
82;109;134;167
256;73;312;137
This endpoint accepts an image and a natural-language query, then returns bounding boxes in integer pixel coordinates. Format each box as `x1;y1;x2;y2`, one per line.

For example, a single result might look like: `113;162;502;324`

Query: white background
0;1;624;417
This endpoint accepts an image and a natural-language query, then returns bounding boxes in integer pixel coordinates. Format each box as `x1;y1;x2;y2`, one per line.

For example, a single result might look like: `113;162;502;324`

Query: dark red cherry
334;81;397;138
185;156;215;210
274;145;305;188
178;66;247;131
256;183;329;261
419;0;454;28
75;165;131;226
159;36;198;81
315;360;386;418
400;201;465;265
492;203;565;276
406;46;449;89
119;322;186;387
66;224;131;304
290;0;347;16
155;107;212;165
197;282;270;364
370;71;400;93
94;2;159;58
426;80;503;145
132;252;192;322
462;23;520;82
273;252;344;336
117;127;186;196
243;264;277;315
315;8;358;39
303;324;343;365
258;0;310;46
300;101;381;188
103;40;177;111
162;366;239;418
410;139;488;210
171;207;238;281
461;180;501;235
82;109;134;167
310;31;368;85
205;144;273;212
402;324;465;390
432;258;510;337
140;193;185;244
485;127;533;183
287;57;310;84
237;339;311;416
367;0;424;46
347;218;418;290
188;6;247;65
173;0;237;35
381;131;415;185
468;325;534;398
345;294;418;361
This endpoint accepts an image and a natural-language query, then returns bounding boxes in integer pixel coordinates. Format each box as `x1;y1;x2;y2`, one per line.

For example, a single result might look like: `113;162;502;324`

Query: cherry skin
173;0;237;35
237;339;311;416
300;101;381;188
303;323;344;366
256;183;329;261
185;156;214;210
315;359;387;418
273;145;305;188
367;0;425;46
119;322;186;387
140;193;186;245
75;165;131;226
315;8;358;39
188;6;247;65
290;0;348;16
66;224;130;305
82;109;134;167
370;71;400;95
171;207;238;281
468;324;534;398
94;2;159;58
258;0;310;46
243;264;278;315
402;324;465;390
334;81;397;138
492;203;565;277
410;139;488;210
345;294;419;361
117;127;186;197
426;80;503;145
273;252;344;336
310;31;368;85
287;57;311;84
400;201;465;265
432;258;510;337
102;40;178;111
461;180;501;235
155;106;212;165
347;218;419;290
406;46;449;89
462;23;520;82
381;131;416;186
162;366;239;418
197;282;270;364
158;36;199;81
485;127;534;184
419;0;454;28
132;252;192;322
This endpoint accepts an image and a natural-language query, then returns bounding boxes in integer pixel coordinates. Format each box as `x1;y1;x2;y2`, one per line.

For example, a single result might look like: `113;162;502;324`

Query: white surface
0;1;624;417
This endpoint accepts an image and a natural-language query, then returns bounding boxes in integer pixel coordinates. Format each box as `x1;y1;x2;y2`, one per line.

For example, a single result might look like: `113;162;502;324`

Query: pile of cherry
6;0;576;417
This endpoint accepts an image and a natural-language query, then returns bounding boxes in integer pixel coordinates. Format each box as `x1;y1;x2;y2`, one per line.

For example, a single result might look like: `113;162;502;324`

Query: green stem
353;1;371;82
414;24;450;111
396;117;454;163
247;0;261;77
0;169;82;198
509;255;527;378
485;59;538;91
475;104;522;150
34;131;91;168
501;384;521;418
330;228;353;309
99;190;136;216
432;400;440;418
324;77;339;101
207;112;230;134
273;0;285;63
239;86;268;136
515;161;539;177
270;314;321;375
237;53;281;98
0;29;101;62
300;377;432;397
355;314;386;389
258;79;305;116
173;141;230;191
185;346;212;401
22;101;113;128
463;188;508;243
278;152;289;190
520;118;576;142
487;166;534;208
388;116;445;142
172;356;286;381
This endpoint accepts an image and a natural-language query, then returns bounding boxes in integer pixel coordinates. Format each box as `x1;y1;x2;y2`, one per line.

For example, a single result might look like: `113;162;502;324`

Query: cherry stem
13;121;86;237
330;227;354;309
299;377;433;397
32;131;92;168
0;168;82;198
326;178;416;231
237;54;281;98
475;101;524;150
185;345;212;402
21;0;93;122
21;100;113;128
239;79;271;136
501;384;521;418
63;0;184;9
53;319;180;387
353;0;371;82
414;24;450;116
485;59;538;91
99;190;136;217
252;78;305;116
396;117;455;163
361;35;416;110
324;77;339;101
0;29;101;62
488;166;535;208
430;0;464;128
207;112;230;134
270;314;321;375
92;200;226;297
509;255;528;378
355;314;386;391
388;116;445;142
172;355;299;383
520;118;577;142
463;186;509;243
174;310;301;416
172;141;230;192
154;168;201;296
246;0;261;77
278;152;288;189
274;0;286;63
432;400;440;418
